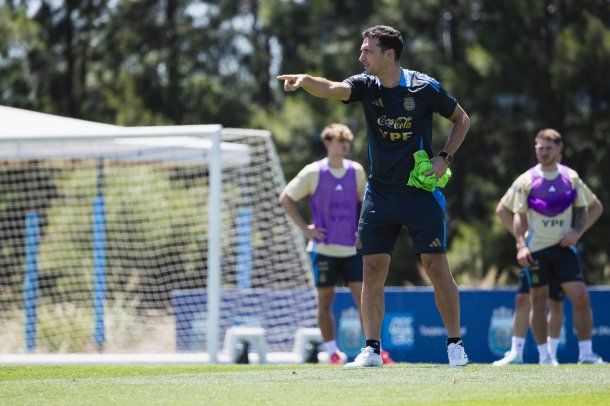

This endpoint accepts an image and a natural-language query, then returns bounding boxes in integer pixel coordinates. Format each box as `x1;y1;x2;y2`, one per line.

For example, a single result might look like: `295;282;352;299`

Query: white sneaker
447;342;469;367
539;353;559;366
492;351;523;366
344;346;383;369
578;353;607;365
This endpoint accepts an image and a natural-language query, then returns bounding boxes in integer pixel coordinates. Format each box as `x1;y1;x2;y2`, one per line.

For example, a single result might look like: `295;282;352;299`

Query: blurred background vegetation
1;0;608;286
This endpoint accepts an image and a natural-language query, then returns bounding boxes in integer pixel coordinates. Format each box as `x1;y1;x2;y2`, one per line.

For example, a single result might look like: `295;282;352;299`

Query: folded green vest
407;150;452;192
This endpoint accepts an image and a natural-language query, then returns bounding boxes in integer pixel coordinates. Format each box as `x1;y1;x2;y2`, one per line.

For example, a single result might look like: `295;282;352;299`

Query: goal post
207;127;221;364
0;116;316;363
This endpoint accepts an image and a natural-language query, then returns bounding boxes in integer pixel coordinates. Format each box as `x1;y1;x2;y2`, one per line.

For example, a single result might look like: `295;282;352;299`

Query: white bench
223;326;267;364
293;327;323;363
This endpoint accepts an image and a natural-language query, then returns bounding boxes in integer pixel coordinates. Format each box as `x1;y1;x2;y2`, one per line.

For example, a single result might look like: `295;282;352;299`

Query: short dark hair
362;25;403;61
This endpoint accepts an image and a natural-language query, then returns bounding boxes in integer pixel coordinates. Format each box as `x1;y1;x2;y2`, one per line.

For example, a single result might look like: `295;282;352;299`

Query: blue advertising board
333;287;610;363
173;287;610;363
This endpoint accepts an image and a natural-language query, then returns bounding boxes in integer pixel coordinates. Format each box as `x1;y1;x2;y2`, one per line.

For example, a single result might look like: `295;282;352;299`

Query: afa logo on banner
382;312;415;350
337;307;365;357
488;306;513;356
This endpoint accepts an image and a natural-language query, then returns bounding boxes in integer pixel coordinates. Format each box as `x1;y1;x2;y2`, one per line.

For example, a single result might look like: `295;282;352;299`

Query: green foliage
251;98;322;178
31;162;210;305
447;218;518;286
36;301;96;352
0;0;608;285
447;222;484;280
104;71;172;126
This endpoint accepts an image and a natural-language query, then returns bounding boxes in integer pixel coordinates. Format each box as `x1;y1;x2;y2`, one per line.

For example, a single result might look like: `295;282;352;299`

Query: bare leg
529;285;549;344
547;299;564;339
493;293;529;365
361;254;390;340
561;281;592;341
420;253;460;337
316;287;335;342
347;281;363;314
546;298;564;360
513;293;530;337
347;281;365;347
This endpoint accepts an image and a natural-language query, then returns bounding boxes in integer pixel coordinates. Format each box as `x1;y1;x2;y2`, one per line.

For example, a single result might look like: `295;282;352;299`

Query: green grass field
1;364;608;405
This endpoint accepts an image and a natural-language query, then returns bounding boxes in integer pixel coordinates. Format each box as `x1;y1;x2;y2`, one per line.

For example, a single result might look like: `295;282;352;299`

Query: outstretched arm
276;74;351;101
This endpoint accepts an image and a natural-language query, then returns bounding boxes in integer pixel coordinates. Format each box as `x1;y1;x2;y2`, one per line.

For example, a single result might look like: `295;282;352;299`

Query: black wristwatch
437;150;454;165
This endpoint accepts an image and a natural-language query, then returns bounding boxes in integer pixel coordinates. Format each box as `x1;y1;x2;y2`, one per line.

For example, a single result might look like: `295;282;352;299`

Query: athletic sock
323;340;338;355
537;343;550;358
446;337;462;346
511;336;526;358
578;339;592;359
366;340;381;355
547;336;560;359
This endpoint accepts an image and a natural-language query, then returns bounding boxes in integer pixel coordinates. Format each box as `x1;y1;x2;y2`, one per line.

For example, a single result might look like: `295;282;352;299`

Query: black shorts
356;185;446;255
525;245;584;290
518;268;564;301
310;253;363;288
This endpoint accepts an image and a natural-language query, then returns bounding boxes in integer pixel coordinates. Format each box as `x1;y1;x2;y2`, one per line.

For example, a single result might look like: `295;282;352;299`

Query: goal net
0;126;317;360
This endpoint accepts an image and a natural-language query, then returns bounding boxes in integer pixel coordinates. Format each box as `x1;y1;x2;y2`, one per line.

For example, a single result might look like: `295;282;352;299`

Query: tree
0;0;608;285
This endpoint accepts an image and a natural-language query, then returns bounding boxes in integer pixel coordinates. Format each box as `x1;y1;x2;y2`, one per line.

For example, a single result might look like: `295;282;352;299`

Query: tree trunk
166;0;182;123
249;0;272;107
64;0;78;117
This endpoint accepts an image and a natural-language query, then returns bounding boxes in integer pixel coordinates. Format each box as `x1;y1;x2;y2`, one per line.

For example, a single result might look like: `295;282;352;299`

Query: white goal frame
0;109;225;364
0;106;314;365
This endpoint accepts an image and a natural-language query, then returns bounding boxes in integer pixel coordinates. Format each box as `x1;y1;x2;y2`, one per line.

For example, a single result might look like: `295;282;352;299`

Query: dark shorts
310;252;363;288
524;245;584;290
518;268;565;301
356;185;446;255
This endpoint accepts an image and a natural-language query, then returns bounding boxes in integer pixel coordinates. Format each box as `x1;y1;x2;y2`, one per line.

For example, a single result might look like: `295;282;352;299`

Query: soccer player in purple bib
495;195;603;366
278;25;470;367
497;129;606;365
280;124;367;365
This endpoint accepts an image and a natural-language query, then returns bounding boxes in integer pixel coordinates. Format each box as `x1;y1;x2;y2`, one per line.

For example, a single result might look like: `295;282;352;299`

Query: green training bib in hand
407;150;452;192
